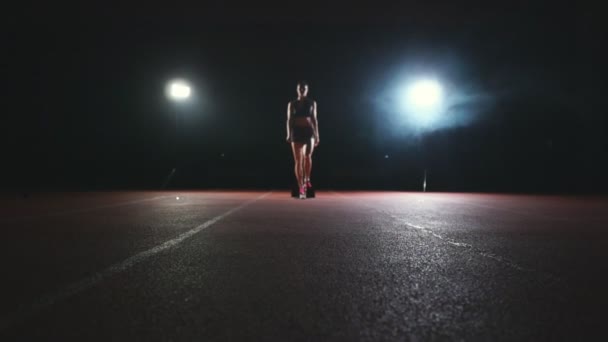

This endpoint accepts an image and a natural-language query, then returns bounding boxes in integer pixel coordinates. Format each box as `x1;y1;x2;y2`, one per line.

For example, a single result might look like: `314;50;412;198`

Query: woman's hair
297;80;309;87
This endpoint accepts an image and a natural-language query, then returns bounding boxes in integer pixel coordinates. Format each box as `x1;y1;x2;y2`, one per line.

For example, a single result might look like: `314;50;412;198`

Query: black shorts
291;126;314;143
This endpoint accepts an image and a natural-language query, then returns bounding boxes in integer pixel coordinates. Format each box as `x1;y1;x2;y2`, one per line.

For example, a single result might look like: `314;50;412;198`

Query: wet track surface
0;191;606;341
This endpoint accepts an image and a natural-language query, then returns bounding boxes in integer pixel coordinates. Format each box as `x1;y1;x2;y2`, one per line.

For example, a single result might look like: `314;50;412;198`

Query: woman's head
297;80;309;98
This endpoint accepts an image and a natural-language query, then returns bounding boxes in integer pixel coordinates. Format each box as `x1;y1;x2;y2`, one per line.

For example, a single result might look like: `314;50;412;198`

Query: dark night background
3;1;606;193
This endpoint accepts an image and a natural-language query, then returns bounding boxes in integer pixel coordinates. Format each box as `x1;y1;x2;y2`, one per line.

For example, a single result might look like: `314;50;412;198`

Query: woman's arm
286;102;292;142
312;101;320;145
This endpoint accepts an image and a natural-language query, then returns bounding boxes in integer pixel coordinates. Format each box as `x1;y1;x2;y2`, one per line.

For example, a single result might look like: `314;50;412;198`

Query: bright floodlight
166;80;191;101
405;80;442;110
398;79;444;126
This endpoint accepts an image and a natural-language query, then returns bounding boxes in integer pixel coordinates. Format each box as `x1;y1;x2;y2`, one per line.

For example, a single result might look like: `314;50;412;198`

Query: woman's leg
291;142;305;187
303;138;315;185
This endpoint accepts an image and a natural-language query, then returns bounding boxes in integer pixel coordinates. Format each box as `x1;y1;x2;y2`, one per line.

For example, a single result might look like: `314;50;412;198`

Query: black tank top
292;98;314;118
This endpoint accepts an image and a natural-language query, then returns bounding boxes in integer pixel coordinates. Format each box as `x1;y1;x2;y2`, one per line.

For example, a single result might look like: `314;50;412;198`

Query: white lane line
2;195;172;222
330;191;561;280
390;216;531;273
0;191;272;332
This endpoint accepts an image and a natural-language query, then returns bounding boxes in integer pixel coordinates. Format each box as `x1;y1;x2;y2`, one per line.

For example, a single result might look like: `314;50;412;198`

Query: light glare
166;79;192;101
406;80;442;109
397;78;445;128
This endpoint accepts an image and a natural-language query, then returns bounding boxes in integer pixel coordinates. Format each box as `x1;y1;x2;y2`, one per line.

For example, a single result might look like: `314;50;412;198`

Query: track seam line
330;191;562;281
0;191;272;332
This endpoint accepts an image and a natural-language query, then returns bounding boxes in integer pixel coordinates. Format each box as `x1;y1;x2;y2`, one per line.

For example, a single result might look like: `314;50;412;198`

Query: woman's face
297;84;309;97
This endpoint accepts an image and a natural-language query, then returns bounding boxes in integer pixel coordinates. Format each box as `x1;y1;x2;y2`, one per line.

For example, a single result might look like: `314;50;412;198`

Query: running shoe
306;180;312;188
299;185;307;199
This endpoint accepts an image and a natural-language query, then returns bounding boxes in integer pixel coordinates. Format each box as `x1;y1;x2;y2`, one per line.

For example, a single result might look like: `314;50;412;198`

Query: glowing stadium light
408;80;442;109
166;79;191;101
401;79;443;112
398;78;444;127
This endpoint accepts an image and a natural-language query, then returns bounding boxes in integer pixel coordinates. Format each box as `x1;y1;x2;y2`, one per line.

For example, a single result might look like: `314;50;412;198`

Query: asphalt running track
0;191;606;341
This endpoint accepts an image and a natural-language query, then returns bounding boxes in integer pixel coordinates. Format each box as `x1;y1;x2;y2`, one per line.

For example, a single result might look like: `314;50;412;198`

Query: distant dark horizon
3;2;606;193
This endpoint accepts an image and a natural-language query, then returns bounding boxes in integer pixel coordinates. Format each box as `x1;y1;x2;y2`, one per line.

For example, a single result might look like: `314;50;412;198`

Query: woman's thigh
291;142;304;161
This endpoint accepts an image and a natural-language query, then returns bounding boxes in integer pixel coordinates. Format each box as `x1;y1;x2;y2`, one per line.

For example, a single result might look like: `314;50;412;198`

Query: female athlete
286;81;320;199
